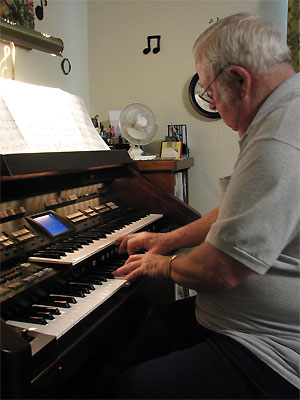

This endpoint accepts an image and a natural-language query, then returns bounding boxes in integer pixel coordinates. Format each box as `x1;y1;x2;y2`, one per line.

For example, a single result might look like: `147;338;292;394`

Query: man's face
196;61;241;132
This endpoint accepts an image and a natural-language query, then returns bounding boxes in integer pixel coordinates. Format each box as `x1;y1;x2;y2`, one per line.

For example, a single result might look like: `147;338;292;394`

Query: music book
0;78;110;154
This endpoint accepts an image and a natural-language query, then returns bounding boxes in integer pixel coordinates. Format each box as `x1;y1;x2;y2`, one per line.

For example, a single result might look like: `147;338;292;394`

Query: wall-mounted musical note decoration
143;35;161;55
209;17;220;24
36;0;48;21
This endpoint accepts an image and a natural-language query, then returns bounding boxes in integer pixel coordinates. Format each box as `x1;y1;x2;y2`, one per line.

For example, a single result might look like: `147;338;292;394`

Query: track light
0;18;64;56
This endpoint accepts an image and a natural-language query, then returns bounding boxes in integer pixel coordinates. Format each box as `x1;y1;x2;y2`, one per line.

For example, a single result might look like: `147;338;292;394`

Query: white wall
0;0;90;108
87;0;288;215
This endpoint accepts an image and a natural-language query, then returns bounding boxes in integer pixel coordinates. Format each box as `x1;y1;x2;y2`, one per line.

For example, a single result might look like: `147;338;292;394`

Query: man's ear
227;66;251;97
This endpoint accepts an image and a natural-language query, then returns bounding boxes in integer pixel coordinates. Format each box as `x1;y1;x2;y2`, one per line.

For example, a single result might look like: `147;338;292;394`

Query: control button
0;288;11;297
68;194;78;201
22;276;37;284
0;210;9;218
106;202;119;209
44;268;54;273
20;262;31;268
8;282;24;290
34;271;47;278
7;208;16;216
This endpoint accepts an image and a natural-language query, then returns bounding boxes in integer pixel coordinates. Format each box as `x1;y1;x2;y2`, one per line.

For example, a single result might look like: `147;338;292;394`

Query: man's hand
113;252;170;282
116;231;171;255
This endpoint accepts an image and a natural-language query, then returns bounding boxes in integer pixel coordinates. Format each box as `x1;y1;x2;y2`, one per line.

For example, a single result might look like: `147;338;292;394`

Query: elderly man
110;13;299;399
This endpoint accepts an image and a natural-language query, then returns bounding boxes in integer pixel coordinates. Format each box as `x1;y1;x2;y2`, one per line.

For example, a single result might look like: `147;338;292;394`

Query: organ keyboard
6;277;127;338
28;211;163;266
0;150;200;399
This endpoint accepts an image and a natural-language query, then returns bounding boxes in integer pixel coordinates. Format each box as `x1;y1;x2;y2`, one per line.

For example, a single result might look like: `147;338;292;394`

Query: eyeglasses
199;67;226;104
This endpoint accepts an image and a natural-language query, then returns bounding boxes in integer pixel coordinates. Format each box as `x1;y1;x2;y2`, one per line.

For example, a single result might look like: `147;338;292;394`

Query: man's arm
117;207;219;255
163;207;219;250
114;239;252;291
170;241;252;291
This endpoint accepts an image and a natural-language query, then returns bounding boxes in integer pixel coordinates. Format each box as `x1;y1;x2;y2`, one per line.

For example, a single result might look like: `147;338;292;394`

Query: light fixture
0;18;64;56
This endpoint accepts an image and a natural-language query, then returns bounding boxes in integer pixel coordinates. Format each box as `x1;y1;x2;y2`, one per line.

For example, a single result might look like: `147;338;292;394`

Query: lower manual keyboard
6;278;126;339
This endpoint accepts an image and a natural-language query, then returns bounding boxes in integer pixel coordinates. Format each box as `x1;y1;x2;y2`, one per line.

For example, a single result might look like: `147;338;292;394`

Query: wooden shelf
135;158;194;172
135;158;194;203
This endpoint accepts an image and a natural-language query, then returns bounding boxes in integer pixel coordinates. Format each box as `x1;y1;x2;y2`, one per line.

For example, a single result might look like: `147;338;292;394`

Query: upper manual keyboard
29;213;163;266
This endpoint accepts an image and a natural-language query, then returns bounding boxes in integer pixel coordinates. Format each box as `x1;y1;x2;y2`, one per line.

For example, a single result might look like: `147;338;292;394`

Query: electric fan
119;103;158;160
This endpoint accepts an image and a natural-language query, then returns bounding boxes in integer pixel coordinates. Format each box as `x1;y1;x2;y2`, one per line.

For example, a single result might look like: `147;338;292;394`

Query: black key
86;272;108;282
38;249;66;256
49;295;77;303
14;315;47;325
95;228;113;234
32;252;61;259
79;232;98;241
80;277;103;285
31;305;61;315
53;289;86;298
74;236;94;243
41;299;71;308
65;284;90;294
63;240;83;248
54;242;79;249
25;311;55;320
64;243;83;249
114;254;129;261
94;271;114;278
88;230;107;238
102;260;125;266
69;281;95;290
51;245;75;253
69;239;91;245
96;267;116;272
91;268;112;277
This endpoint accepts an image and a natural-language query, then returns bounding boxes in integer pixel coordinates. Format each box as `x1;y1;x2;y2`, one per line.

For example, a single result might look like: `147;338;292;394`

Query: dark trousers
110;296;299;399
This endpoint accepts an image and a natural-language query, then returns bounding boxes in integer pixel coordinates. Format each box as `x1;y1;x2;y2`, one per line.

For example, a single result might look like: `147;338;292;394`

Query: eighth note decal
143;35;161;55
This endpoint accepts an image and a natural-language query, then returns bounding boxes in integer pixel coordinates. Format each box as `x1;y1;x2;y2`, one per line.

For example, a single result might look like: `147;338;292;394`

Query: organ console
0;150;201;399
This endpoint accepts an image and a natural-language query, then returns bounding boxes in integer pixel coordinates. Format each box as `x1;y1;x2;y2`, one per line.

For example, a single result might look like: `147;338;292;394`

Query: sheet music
0;95;31;154
0;78;110;154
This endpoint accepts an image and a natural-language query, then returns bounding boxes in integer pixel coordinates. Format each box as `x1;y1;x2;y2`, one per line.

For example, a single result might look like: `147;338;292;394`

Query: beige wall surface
87;0;288;215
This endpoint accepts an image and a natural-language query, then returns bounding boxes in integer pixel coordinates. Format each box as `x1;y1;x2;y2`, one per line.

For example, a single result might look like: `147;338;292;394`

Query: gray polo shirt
197;73;300;388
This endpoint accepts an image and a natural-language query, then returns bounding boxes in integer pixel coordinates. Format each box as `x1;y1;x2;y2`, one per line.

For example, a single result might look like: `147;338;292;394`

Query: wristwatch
188;73;221;119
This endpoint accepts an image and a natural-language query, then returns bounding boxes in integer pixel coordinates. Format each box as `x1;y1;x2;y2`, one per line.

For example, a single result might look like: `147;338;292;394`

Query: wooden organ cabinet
0;151;200;399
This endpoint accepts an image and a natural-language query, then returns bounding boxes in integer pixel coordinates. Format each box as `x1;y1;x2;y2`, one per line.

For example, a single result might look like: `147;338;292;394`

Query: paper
0;78;110;154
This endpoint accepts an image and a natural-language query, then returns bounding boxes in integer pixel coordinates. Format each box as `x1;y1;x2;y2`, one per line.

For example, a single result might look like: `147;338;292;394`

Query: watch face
188;73;221;119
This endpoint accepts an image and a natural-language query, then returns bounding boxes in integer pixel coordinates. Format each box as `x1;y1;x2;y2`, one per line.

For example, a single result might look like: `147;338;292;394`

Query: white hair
193;13;291;77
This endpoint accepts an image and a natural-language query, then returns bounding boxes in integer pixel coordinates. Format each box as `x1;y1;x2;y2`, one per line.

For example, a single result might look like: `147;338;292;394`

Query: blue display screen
33;213;70;236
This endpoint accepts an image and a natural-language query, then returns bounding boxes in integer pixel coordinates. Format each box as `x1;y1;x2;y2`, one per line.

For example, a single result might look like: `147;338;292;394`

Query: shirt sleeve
205;137;299;275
